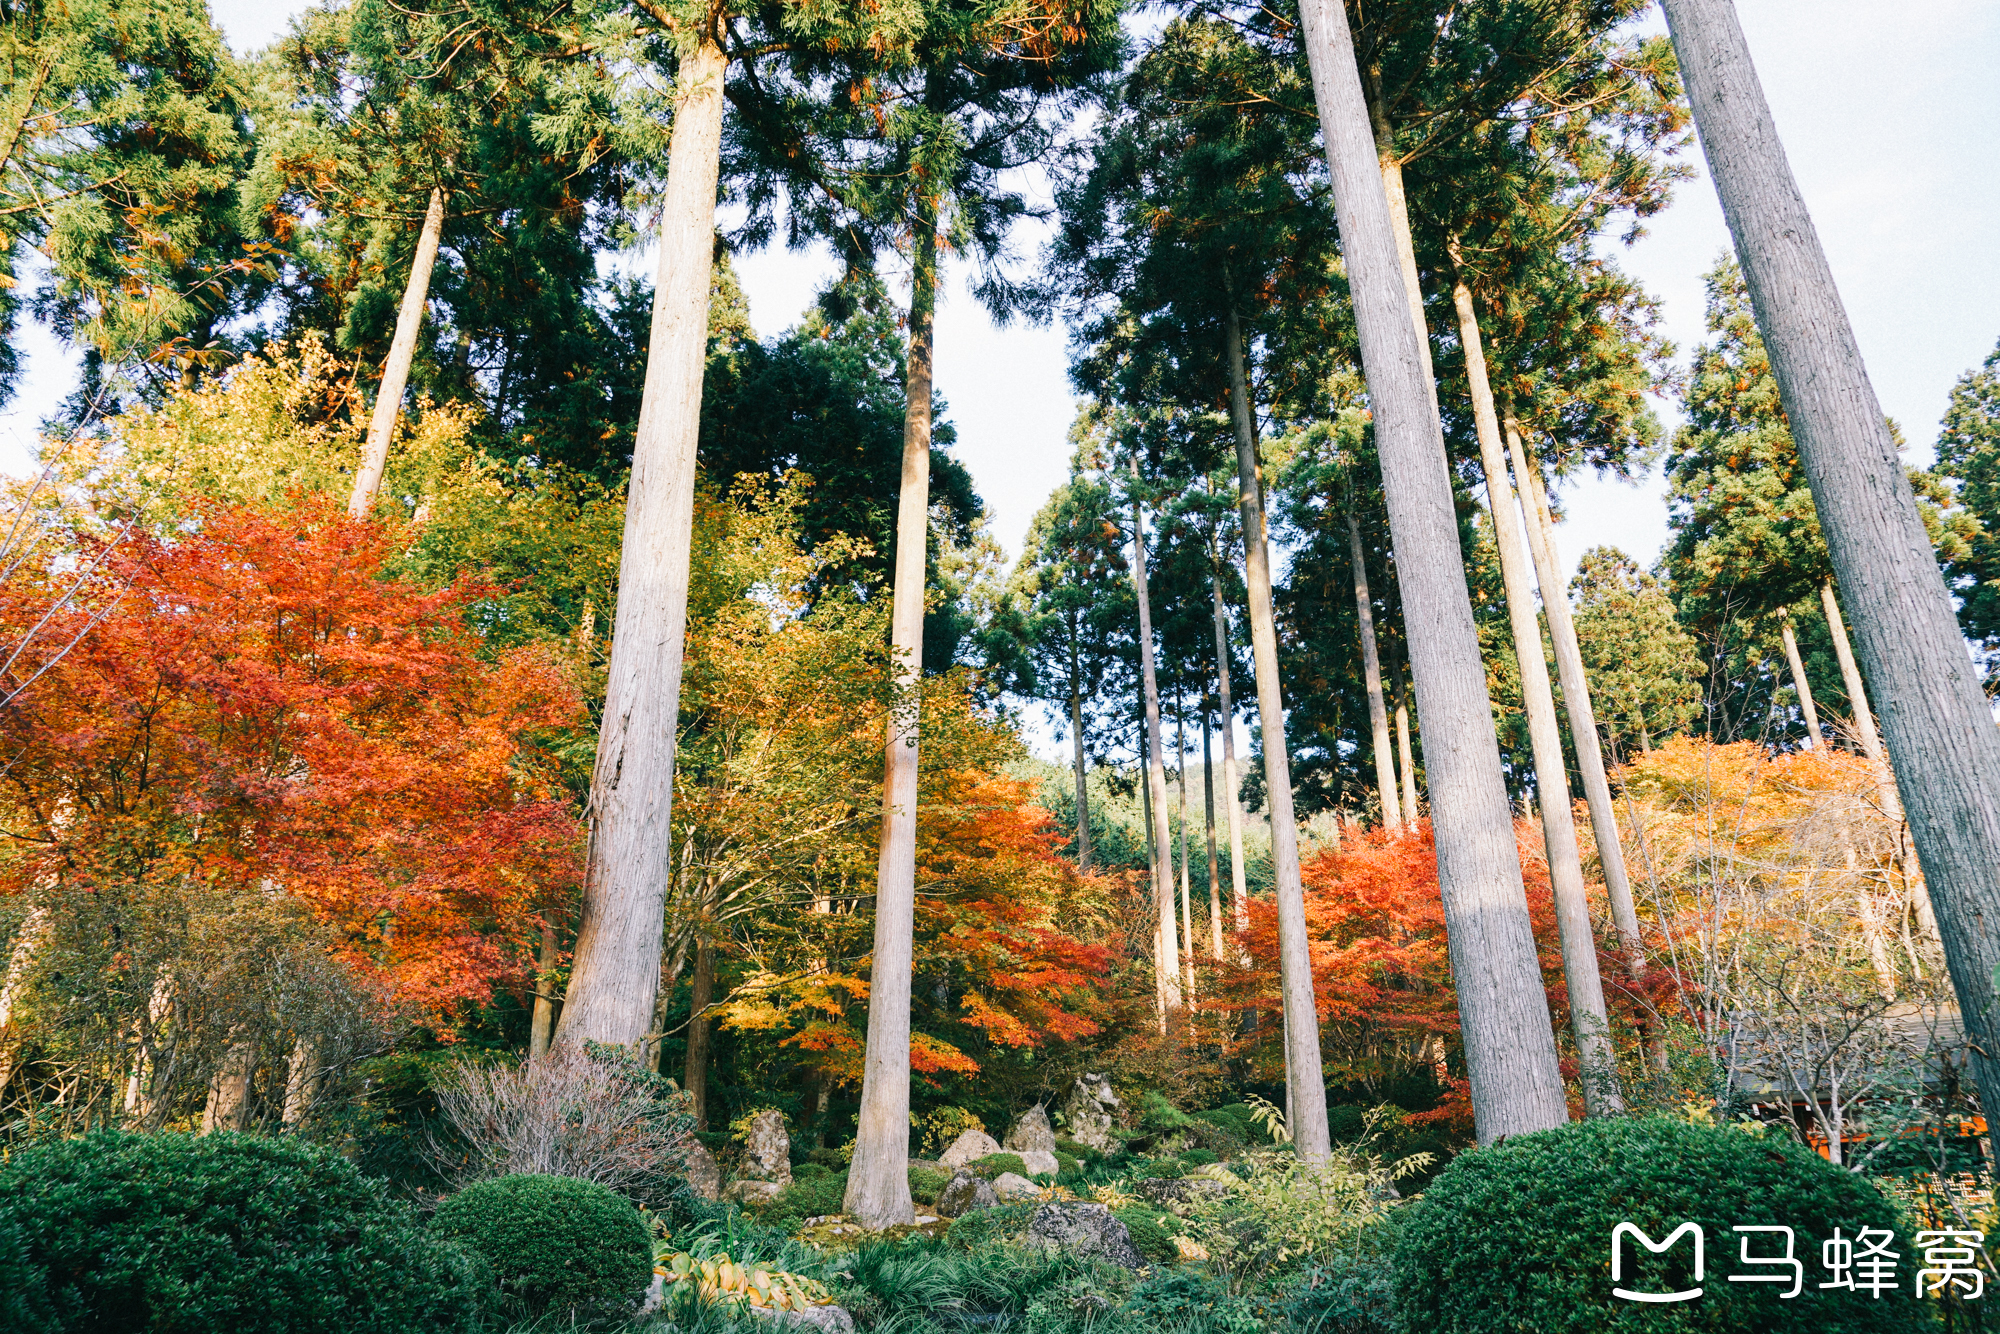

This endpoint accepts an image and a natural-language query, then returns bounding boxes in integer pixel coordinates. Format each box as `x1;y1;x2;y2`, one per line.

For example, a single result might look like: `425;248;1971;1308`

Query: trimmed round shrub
0;1130;486;1333
1394;1117;1923;1333
908;1165;952;1204
1179;1148;1219;1168
430;1173;651;1318
1122;1268;1262;1334
1112;1206;1180;1265
1053;1152;1081;1178
967;1151;1029;1181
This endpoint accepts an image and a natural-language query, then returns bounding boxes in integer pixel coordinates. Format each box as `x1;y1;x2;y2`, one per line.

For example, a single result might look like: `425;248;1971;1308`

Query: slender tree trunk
1297;0;1569;1142
1504;419;1647;971
1176;709;1196;996
844;209;939;1230
1129;468;1184;1022
1070;641;1091;872
1660;0;2000;1152
1225;307;1331;1161
1780;617;1825;748
1453;275;1623;1115
1361;93;1434;384
529;919;560;1061
1212;573;1251;951
202;1041;254;1134
556;36;726;1052
1203;703;1224;959
349;186;446;519
1393;651;1418;824
1347;513;1402;830
684;937;715;1131
281;1039;317;1128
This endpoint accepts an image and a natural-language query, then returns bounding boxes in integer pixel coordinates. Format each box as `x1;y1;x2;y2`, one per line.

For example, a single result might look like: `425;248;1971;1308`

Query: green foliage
430;1173;651;1319
758;1170;851;1229
1139;1090;1197;1131
1193;1104;1282;1147
1054;1152;1082;1178
1392;1116;1921;1333
0;1130;485;1333
909;1166;953;1204
944;1204;1037;1251
1112;1207;1181;1264
1934;337;2000;672
918;1106;988;1157
1120;1268;1263;1334
1179;1148;1219;1168
1571;546;1702;749
967;1152;1031;1181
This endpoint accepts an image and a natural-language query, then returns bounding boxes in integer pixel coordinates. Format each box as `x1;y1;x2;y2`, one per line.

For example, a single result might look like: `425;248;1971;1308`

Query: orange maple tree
0;498;583;1015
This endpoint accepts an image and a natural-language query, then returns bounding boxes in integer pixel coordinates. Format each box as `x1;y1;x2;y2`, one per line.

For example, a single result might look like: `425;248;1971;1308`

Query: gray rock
1003;1104;1058;1157
990;1171;1042;1201
936;1171;999;1218
939;1128;1002;1169
681;1140;723;1200
1061;1074;1121;1154
1136;1176;1230;1214
758;1304;856;1333
1017;1148;1059;1178
737;1109;793;1184
725;1178;788;1206
1025;1201;1144;1270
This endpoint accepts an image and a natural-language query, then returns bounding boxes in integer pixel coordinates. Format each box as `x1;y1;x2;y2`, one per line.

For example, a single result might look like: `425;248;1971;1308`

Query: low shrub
1280;1215;1403;1334
1054;1152;1082;1178
1393;1116;1921;1333
1121;1268;1262;1334
944;1203;1036;1250
430;1172;652;1319
0;1130;485;1333
1112;1206;1181;1264
793;1162;832;1181
1179;1148;1219;1168
1053;1136;1103;1164
909;1165;952;1204
967;1152;1030;1181
755;1170;849;1231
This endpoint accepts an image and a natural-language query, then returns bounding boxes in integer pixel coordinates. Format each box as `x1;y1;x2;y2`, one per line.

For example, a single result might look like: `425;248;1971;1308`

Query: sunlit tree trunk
1393;653;1418;823
1298;0;1569;1142
1211;572;1251;953
1454;274;1623;1115
281;1039;317;1128
1779;617;1825;748
202;1041;254;1134
1347;513;1402;831
1505;421;1647;970
1129;469;1184;1023
1202;703;1224;959
844;208;938;1230
349;186;446;519
556;35;726;1053
1225;306;1331;1160
1660;0;2000;1149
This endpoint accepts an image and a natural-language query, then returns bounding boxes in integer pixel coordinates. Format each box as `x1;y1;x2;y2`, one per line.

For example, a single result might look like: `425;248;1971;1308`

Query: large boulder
1025;1201;1144;1270
939;1128;1003;1170
1003;1104;1058;1157
1061;1074;1121;1154
935;1171;999;1219
990;1171;1042;1202
681;1140;723;1201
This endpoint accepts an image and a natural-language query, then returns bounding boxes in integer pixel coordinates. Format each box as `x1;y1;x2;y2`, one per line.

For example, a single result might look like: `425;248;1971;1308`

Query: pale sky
5;1;1996;604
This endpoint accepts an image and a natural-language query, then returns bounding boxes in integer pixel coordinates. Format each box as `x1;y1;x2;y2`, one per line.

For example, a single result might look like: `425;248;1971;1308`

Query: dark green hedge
0;1130;486;1334
1393;1117;1925;1333
430;1173;652;1319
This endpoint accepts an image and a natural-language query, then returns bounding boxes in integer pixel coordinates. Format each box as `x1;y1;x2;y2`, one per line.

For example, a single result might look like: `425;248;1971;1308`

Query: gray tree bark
1660;0;2000;1149
1779;617;1825;748
1348;513;1403;830
349;186;446;519
1202;704;1224;958
844;212;939;1230
1506;419;1647;968
1211;572;1251;950
1453;275;1623;1116
555;37;726;1052
1225;308;1331;1160
1298;0;1570;1143
1129;469;1184;1022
